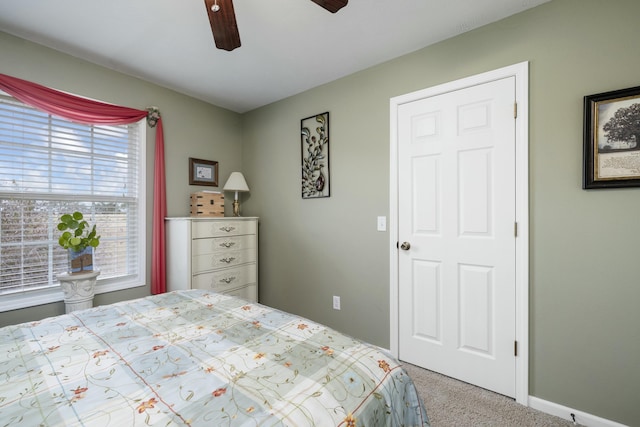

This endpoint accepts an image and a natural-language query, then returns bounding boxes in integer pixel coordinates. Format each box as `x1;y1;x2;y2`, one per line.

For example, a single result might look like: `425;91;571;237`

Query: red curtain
0;73;167;294
151;119;167;295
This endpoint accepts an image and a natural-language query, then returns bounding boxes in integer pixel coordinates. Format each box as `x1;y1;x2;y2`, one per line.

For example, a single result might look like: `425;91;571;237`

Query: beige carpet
402;363;578;426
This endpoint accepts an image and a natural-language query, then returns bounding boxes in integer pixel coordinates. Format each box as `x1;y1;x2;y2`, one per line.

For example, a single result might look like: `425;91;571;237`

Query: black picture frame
189;157;218;186
584;85;640;189
301;112;330;199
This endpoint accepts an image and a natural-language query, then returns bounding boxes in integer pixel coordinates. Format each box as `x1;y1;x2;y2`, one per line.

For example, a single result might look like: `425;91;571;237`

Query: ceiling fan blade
310;0;348;13
204;0;241;51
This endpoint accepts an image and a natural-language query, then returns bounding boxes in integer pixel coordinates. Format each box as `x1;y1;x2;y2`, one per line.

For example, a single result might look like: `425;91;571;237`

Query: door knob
400;242;411;251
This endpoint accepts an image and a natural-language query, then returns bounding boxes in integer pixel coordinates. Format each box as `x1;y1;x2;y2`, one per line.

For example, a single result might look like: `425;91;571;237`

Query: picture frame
583;85;640;189
301;112;330;199
189;157;218;186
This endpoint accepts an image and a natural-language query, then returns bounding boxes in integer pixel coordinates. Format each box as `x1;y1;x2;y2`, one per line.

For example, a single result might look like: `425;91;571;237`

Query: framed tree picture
584;85;640;189
301;112;330;198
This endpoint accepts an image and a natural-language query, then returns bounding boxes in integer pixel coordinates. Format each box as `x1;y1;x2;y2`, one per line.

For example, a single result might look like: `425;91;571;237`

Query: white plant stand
57;270;100;313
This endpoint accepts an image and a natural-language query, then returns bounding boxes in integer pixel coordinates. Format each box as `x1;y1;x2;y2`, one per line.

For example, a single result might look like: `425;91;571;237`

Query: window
0;93;146;311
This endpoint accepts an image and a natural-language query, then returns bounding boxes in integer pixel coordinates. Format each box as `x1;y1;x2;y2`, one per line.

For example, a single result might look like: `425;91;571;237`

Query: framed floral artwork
301;112;330;198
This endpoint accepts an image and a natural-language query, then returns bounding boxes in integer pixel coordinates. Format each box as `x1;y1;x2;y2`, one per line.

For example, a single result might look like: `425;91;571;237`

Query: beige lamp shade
223;172;250;192
223;172;249;216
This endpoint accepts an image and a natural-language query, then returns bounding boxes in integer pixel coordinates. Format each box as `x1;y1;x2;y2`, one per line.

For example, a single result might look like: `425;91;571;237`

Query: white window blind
0;93;145;309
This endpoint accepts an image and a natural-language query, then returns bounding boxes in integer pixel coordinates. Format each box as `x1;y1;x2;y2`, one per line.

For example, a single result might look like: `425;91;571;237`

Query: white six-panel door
397;76;517;397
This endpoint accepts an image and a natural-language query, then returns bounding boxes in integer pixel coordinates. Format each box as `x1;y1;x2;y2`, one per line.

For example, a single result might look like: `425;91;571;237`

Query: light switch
377;216;387;231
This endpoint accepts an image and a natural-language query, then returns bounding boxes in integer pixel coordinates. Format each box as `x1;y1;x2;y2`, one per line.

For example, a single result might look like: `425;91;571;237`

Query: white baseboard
528;396;629;427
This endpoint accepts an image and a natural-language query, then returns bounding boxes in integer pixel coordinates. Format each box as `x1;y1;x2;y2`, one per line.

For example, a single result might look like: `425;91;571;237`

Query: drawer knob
220;242;236;248
220;257;236;264
219;276;237;284
220;226;236;233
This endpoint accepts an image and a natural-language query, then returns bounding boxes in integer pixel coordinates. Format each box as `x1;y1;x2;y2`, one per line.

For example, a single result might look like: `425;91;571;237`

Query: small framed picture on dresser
189;157;218;186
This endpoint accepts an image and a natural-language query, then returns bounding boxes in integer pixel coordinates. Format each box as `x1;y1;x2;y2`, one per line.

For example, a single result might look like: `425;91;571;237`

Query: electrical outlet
333;295;341;310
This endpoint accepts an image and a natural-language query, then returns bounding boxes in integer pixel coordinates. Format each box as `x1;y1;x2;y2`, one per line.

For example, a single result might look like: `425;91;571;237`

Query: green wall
0;32;243;325
1;0;639;424
242;0;640;424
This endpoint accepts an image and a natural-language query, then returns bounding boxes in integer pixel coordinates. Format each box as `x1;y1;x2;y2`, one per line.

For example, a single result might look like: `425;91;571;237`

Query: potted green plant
57;211;100;273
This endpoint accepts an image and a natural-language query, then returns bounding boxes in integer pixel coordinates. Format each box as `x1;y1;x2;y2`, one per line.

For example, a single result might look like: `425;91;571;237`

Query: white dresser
165;217;258;302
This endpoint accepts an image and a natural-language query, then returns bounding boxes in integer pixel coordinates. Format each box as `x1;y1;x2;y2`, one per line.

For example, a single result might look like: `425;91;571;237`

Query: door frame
389;62;529;405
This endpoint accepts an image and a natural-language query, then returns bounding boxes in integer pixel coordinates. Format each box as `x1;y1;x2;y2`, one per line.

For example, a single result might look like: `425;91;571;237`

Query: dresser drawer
192;220;256;238
192;235;255;255
192;264;256;293
224;284;257;302
192;249;256;273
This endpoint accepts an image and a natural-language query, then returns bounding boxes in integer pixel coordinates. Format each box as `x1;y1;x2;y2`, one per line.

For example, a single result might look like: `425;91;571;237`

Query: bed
0;289;429;426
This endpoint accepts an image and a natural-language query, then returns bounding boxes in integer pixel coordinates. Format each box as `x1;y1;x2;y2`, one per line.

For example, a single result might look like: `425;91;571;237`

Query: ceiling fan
204;0;348;51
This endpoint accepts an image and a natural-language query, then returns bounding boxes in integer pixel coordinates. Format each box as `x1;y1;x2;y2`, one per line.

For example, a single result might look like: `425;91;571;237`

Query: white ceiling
0;0;549;113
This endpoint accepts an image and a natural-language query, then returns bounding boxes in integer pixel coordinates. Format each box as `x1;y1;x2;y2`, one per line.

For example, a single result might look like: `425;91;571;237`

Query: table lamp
223;172;250;216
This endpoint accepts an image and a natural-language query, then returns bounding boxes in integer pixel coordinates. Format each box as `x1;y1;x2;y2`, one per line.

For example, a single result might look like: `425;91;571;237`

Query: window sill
0;277;146;313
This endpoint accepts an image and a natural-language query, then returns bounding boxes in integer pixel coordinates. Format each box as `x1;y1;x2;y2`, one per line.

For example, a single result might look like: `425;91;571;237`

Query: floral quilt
0;290;429;426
